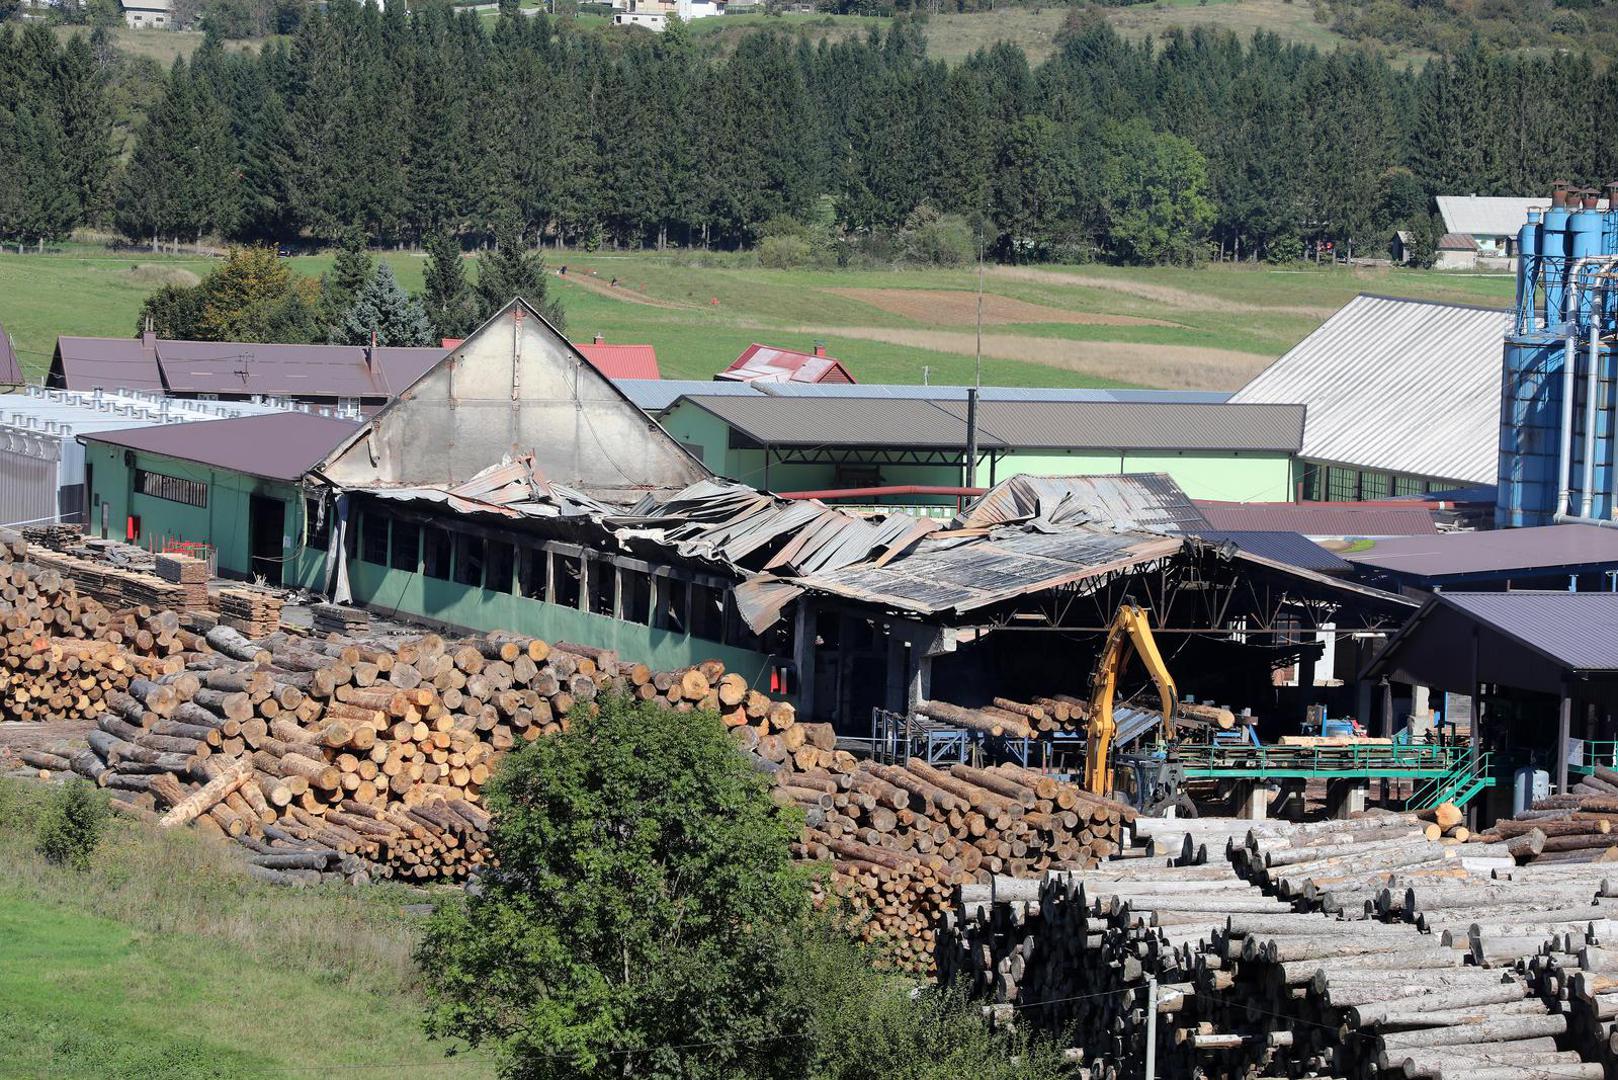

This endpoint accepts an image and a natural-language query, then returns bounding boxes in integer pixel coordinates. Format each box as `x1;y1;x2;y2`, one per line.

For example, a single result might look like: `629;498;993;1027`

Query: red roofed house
572;335;661;380
716;342;855;385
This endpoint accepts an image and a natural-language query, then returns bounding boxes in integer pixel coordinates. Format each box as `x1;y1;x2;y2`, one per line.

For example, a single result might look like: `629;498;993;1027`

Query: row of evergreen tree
6;8;1618;262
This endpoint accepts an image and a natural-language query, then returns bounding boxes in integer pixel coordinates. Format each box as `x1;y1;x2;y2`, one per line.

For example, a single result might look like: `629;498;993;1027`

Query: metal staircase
1406;748;1494;811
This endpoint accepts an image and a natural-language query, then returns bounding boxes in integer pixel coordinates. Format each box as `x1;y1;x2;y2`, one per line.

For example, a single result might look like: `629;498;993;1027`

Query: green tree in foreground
475;224;566;332
422;228;479;342
36;780;109;871
417;696;810;1079
333;262;432;347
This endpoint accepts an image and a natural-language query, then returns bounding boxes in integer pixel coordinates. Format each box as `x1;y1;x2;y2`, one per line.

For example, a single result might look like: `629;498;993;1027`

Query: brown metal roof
52;336;446;399
0;323;21;385
679;395;1011;449
1194;500;1439;537
77;412;362;481
1343;524;1618;581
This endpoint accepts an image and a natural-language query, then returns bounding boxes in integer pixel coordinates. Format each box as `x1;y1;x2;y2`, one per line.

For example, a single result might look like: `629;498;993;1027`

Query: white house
612;0;725;31
120;0;172;27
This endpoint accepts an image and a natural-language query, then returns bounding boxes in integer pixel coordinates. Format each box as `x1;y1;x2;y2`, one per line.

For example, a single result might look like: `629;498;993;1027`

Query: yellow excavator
1083;601;1179;799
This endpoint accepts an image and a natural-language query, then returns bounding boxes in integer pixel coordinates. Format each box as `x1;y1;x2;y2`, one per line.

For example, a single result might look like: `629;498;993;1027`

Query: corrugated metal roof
1343;523;1618;580
1193;530;1353;575
1436;196;1556;238
1438;591;1618;672
1194;500;1439;537
1230;294;1510;485
53;336;446;399
679;395;1012;449
78;412;361;481
1436;232;1481;251
679;395;1302;454
717;343;856;384
0;387;290;436
574;342;660;380
931;400;1303;453
617;379;1232;414
957;474;1211;534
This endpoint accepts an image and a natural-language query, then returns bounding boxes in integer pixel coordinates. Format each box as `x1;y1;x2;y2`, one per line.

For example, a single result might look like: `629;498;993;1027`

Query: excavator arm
1083;602;1178;797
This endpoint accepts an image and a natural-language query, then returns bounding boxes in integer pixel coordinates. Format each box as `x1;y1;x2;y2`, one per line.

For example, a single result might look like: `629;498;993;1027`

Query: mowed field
0;246;1515;390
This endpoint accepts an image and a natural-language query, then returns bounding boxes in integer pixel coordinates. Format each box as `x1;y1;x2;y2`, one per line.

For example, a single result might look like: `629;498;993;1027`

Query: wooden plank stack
310;603;368;636
216;587;283;637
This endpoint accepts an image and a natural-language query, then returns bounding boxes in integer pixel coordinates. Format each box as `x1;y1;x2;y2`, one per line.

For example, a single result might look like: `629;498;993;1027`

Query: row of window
345;506;769;651
1300;463;1451;503
135;468;208;508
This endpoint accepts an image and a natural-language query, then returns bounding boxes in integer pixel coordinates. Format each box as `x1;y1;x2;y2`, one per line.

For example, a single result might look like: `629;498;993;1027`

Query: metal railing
1406;748;1494;811
1573;740;1618;774
1175;741;1466;779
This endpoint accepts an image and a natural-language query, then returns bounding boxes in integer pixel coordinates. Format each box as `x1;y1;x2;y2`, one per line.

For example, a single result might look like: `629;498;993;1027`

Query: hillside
0;248;1515;392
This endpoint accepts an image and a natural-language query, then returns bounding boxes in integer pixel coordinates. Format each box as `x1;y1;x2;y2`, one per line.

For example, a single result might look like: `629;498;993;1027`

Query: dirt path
791;325;1270;390
554;272;693;310
987;266;1340;319
823;287;1182;327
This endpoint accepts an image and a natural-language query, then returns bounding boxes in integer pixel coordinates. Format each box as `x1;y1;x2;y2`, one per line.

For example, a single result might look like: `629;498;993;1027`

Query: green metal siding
81;443;327;590
347;556;778;685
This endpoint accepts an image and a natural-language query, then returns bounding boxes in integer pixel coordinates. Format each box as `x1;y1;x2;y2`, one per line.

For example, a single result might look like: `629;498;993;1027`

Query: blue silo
1498;186;1618;527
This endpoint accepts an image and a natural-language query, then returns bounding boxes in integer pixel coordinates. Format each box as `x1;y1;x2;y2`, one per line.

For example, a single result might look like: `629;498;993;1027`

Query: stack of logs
1468;765;1618;865
775;748;1138;975
913;696;1237;738
941;810;1610;1079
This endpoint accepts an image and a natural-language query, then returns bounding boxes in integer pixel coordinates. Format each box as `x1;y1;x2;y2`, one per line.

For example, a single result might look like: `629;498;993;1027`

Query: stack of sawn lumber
775;748;1138;976
1467;765;1618;865
939;810;1603;1080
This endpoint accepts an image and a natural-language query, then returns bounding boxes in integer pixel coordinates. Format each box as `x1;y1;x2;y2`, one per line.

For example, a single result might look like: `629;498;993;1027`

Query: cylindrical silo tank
1497;337;1569;527
1516;210;1541;331
1570;201;1605;324
1542;188;1572;326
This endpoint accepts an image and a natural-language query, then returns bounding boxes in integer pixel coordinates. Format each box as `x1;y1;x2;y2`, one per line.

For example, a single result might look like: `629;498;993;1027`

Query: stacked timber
781;752;1136;975
216;588;283;636
941;812;1594;1080
310;603;369;636
1468;767;1618;864
914;696;1236;738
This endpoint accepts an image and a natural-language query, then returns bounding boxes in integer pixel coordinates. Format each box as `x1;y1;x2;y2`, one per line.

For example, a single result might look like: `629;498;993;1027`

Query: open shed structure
1366;591;1618;816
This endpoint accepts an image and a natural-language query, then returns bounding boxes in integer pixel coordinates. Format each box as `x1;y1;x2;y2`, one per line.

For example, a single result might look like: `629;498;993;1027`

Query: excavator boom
1083;603;1178;797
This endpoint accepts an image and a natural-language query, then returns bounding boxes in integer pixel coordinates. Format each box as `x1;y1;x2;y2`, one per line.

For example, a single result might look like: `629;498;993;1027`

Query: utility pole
975;235;985;390
965;386;978;490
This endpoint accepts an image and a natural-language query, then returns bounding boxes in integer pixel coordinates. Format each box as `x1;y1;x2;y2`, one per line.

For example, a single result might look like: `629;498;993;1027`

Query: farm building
0;387;291;533
76;298;1413;731
716;342;856;385
611;0;725;31
1436;195;1579;267
119;0;171;27
574;335;660;380
1434;232;1481;270
656;391;1304;503
1230;294;1510;501
47;332;447;411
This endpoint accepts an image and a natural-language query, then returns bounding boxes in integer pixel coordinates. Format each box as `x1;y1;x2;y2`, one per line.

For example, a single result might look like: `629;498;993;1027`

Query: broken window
620;569;650;625
689;582;724;641
453;533;485;587
390;520;420;573
723;593;759;650
423;527;453;580
551;550;582;608
485;540;514;593
360;511;389;565
657;575;688;633
519;547;546;600
304;497;330;549
588;558;617;616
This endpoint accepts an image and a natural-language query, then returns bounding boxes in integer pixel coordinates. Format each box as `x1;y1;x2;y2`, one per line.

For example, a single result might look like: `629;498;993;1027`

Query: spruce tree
319;228;374;335
475;225;564;330
334;262;433;347
422;228;478;341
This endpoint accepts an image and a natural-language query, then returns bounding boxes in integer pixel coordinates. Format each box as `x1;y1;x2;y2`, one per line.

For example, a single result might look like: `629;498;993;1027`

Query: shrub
36;780;110;871
897;206;976;268
758;233;815;268
1265;235;1304;264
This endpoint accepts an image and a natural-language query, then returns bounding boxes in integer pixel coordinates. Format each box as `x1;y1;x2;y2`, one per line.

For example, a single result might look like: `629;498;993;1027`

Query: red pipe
776;485;988;500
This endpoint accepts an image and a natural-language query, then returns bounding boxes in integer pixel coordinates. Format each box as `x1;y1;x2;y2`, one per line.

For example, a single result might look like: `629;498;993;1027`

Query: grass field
0;779;488;1080
0;245;1516;390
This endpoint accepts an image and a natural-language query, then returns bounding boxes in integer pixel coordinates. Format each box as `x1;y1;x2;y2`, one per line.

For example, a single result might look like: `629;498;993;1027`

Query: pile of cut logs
776;749;1138;975
1467;765;1618;865
913;696;1235;738
941;809;1610;1079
